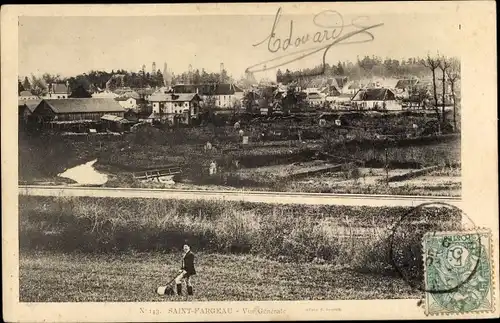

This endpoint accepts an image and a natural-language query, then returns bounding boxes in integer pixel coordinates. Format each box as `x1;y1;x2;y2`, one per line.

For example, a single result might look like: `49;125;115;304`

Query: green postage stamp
423;230;495;315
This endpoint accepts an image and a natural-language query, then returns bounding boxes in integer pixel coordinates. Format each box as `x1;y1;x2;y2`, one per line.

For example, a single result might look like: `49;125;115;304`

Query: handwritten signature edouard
246;7;384;74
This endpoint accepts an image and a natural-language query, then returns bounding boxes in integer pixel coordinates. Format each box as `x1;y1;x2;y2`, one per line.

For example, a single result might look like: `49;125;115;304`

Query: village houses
148;92;202;125
351;88;400;111
115;91;141;110
19;90;39;101
43;82;70;99
172;83;244;108
91;90;119;99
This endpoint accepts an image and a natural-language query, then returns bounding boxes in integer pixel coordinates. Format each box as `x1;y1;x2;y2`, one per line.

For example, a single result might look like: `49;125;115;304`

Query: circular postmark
389;202;482;295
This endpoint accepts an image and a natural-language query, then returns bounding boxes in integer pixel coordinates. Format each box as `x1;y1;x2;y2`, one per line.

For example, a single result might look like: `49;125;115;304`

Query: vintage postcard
2;2;499;322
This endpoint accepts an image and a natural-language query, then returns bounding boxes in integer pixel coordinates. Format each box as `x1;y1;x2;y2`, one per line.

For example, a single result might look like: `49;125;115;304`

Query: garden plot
285;166;461;196
235;160;342;181
293;168;411;186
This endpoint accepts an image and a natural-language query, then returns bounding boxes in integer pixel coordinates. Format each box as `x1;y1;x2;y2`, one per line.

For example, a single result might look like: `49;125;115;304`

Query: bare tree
446;58;460;132
42;73;62;93
201;83;219;130
230;98;242;118
438;57;451;123
422;54;442;132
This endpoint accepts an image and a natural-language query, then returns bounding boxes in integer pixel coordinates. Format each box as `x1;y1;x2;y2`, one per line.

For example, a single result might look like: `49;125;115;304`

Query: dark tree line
20;66;238;96
171;68;232;85
19;69;166;95
276;56;439;85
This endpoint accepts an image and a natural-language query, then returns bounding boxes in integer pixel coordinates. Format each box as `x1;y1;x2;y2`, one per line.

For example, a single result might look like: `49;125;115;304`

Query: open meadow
20;251;419;302
19;195;461;302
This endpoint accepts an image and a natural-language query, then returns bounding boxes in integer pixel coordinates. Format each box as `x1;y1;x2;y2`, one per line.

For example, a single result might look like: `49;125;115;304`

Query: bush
19;196;461;274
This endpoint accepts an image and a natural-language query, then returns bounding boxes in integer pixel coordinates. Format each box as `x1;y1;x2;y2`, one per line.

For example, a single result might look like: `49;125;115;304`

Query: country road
18;185;462;208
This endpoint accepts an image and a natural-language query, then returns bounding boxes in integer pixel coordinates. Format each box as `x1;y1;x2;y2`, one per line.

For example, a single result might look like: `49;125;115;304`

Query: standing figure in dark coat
174;244;196;296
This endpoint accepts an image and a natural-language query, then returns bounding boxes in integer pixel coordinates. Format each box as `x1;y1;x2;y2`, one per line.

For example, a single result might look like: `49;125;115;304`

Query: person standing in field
209;160;217;175
175;244;196;296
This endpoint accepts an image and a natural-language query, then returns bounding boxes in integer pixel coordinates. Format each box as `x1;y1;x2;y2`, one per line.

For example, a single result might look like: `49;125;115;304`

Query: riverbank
19;126;461;196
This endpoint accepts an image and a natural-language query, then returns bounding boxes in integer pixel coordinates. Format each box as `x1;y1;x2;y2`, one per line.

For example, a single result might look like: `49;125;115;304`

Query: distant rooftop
352;88;396;101
19;90;35;97
50;83;69;94
149;93;201;102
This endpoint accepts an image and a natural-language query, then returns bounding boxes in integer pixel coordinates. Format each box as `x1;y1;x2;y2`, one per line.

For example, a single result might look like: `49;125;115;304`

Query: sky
18;7;463;81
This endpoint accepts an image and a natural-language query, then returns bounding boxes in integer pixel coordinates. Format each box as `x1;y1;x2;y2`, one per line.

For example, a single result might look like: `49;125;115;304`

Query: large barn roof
19;99;42;112
40;98;125;114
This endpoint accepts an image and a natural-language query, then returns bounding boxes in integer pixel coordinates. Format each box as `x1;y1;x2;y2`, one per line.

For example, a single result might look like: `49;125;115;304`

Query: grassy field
20;196;461;267
20;251;420;302
19;196;461;302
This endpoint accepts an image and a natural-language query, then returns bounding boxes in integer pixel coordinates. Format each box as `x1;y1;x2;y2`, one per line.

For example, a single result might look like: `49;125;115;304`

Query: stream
57;159;108;185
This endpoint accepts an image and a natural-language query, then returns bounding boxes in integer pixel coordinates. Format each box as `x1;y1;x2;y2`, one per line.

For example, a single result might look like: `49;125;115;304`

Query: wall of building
19;95;38;100
307;98;326;106
32;101;55;119
152;100;200;115
199;94;241;108
54;111;125;121
45;93;68;99
351;100;401;111
117;98;137;110
150;100;199;125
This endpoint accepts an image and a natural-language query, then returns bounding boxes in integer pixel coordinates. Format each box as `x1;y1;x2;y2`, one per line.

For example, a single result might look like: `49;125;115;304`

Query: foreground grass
20;251;420;302
20;196;461;274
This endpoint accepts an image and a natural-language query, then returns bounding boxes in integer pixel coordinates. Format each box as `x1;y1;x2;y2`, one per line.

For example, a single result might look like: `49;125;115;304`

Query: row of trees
171;68;233;86
276;56;440;85
18;73;62;96
421;55;460;131
19;67;237;96
106;70;165;90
